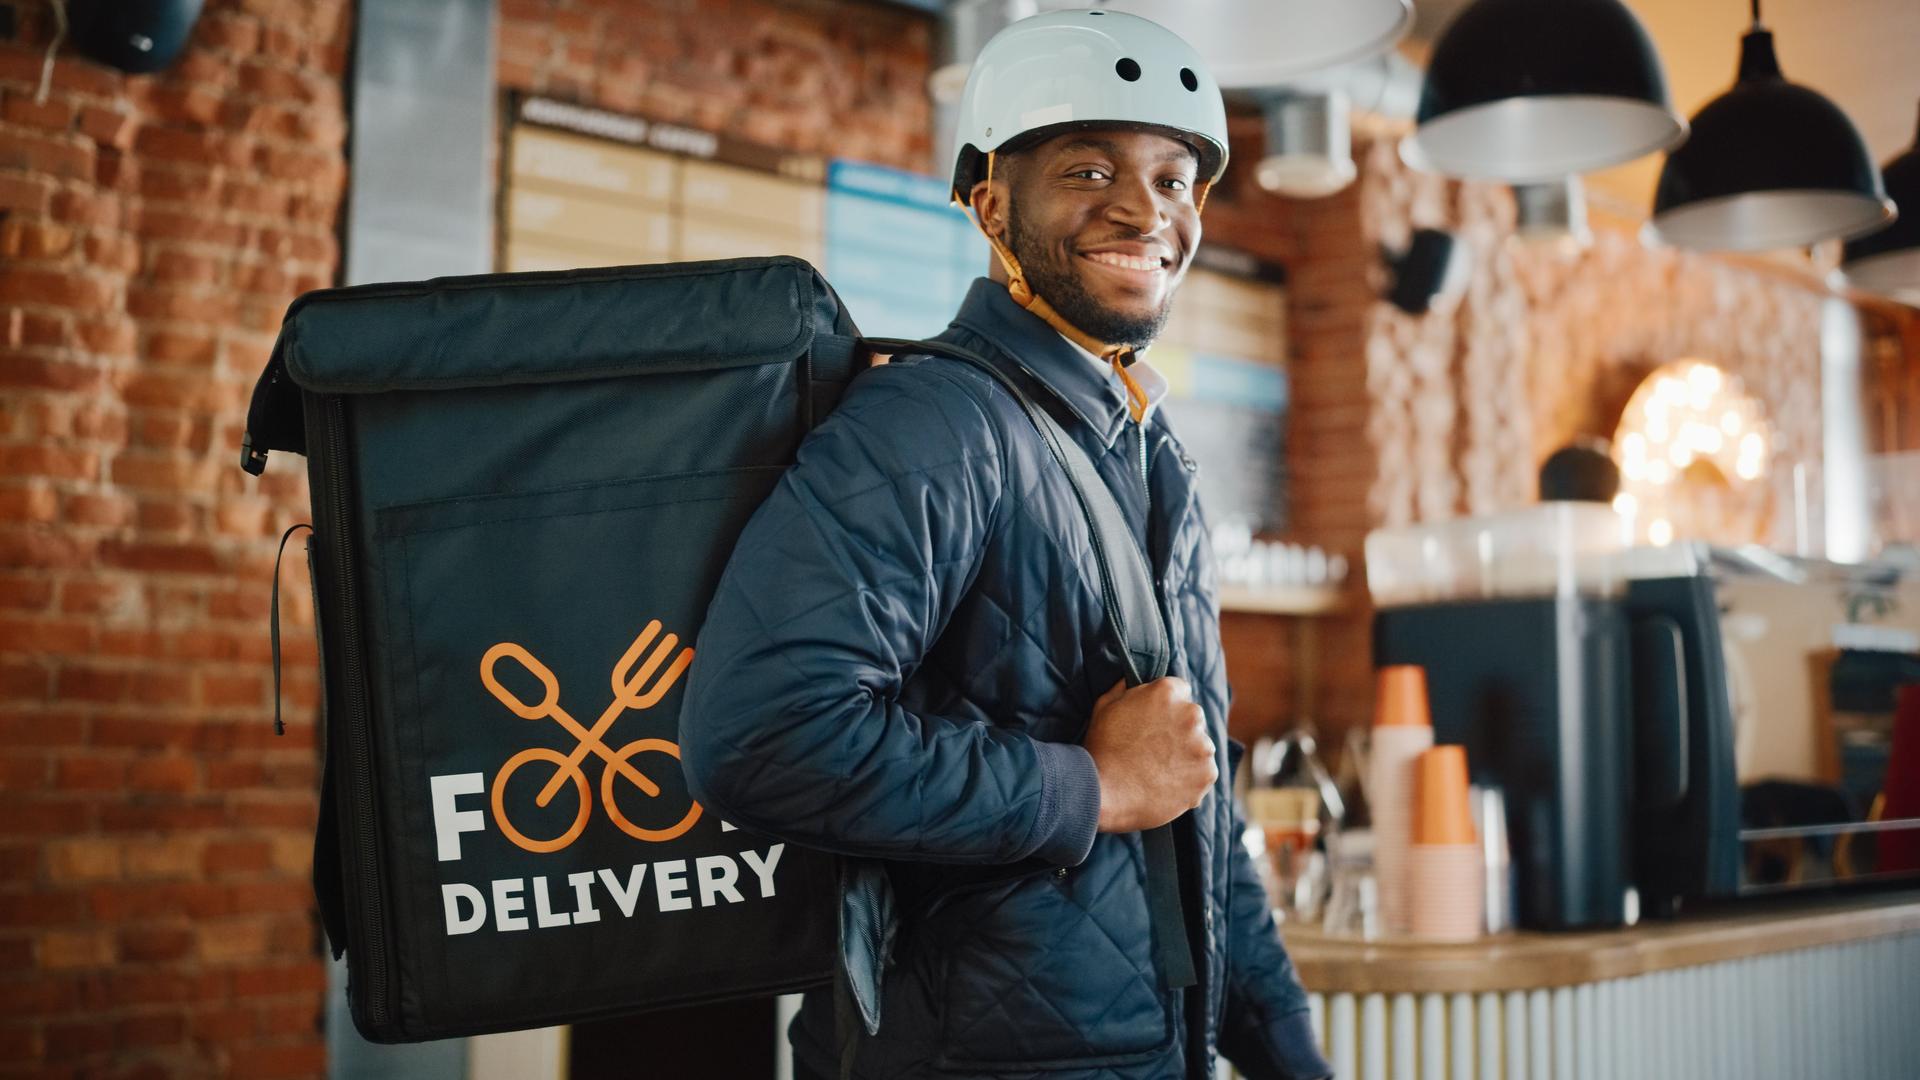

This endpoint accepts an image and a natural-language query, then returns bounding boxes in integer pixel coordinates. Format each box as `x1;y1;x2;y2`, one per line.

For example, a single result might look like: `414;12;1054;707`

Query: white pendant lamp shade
1055;0;1413;87
1256;91;1357;198
1403;0;1685;182
1513;176;1593;251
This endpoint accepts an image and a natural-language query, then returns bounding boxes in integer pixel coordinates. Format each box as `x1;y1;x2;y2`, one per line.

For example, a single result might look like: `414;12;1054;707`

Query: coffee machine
1367;508;1920;931
1369;505;1657;930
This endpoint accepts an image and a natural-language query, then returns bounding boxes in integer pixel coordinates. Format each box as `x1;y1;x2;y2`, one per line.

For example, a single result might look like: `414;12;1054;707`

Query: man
680;11;1329;1079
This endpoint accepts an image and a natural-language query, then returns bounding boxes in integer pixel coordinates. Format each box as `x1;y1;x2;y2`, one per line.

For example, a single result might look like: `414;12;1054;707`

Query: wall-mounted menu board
824;161;985;339
499;96;1291;532
501;96;826;272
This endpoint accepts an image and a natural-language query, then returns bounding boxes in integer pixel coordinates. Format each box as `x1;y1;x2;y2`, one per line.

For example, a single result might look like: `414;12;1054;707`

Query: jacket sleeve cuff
1264;1009;1333;1080
1025;740;1101;866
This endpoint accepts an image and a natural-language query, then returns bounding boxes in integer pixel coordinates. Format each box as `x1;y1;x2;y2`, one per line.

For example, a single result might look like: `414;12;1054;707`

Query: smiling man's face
972;128;1202;349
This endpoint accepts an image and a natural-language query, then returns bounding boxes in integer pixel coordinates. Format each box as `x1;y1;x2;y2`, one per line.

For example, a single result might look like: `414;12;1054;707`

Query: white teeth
1087;251;1163;272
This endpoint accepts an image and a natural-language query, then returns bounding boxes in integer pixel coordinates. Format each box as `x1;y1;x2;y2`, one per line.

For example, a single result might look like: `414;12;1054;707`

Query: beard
1005;202;1176;350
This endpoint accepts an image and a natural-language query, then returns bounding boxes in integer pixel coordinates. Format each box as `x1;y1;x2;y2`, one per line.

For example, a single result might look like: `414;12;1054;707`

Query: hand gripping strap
862;337;1195;992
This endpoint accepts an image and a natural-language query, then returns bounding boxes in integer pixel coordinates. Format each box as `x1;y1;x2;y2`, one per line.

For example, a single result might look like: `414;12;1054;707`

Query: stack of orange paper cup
1408;745;1484;942
1367;665;1433;937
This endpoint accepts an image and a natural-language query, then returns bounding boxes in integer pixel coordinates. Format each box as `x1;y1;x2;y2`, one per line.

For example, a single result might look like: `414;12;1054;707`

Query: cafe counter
1272;890;1920;1080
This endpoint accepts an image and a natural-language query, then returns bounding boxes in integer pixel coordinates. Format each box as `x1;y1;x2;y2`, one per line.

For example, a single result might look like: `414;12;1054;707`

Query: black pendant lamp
1650;2;1894;253
1843;103;1920;304
1403;0;1685;183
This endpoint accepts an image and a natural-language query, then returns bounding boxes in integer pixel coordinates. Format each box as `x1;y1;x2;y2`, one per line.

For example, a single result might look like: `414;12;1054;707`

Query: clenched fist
1085;677;1217;833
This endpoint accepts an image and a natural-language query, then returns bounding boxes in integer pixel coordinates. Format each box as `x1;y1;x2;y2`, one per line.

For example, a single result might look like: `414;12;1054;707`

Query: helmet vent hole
1115;57;1141;82
1180;67;1198;92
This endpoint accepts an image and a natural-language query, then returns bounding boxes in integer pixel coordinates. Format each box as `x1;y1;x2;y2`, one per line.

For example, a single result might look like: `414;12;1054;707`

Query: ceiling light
1842;101;1920;304
1403;0;1684;182
1649;3;1894;253
1255;91;1356;199
1092;0;1412;87
1511;176;1592;252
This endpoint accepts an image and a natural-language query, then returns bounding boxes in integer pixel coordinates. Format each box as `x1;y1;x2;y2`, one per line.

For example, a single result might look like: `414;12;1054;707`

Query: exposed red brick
0;529;99;573
0;1020;38;1063
74;317;136;356
114;1010;187;1050
2;89;77;131
0;218;76;258
41;1017;114;1060
0;268;116;310
124;758;200;796
200;840;270;877
227;961;324;998
82;231;141;274
225;1042;325;1080
188;1005;255;1042
0;613;92;653
62;492;136;529
0;574;56;611
48;188;122;231
53;757;126;792
0;485;60;524
117;925;196;964
0;130;96;182
77;106;139;150
97;540;223;575
197;14;264;56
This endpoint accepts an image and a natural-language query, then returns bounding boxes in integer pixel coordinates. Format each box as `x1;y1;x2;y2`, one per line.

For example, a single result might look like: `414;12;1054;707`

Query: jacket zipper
1134;420;1150;517
320;397;395;1029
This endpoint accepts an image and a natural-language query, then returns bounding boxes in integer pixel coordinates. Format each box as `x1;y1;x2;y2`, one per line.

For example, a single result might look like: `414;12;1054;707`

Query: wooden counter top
1285;889;1920;995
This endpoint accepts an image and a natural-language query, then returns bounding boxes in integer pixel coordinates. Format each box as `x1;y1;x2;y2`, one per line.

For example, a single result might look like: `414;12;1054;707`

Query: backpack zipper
318;397;395;1030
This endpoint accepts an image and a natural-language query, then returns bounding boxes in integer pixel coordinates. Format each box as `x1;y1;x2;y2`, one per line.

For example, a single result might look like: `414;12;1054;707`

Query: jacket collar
947;278;1131;451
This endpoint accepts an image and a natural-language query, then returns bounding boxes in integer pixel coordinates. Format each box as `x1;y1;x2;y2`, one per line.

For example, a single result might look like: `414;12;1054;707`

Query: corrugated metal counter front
1268;890;1920;1080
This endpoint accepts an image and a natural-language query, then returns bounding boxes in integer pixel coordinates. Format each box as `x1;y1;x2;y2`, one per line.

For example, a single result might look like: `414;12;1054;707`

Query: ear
969;177;1009;242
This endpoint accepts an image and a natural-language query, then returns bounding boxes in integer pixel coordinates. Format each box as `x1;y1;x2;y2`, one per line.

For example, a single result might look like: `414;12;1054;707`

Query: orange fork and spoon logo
480;620;699;853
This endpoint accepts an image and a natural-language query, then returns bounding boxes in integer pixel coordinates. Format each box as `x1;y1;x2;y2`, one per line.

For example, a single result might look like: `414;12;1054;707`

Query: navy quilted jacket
681;279;1330;1080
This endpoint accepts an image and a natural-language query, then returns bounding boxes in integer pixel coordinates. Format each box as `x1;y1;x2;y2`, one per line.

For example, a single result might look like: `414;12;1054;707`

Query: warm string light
1611;359;1772;546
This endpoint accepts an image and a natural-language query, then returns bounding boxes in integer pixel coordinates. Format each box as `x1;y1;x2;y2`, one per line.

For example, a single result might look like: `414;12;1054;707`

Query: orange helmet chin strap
956;150;1208;424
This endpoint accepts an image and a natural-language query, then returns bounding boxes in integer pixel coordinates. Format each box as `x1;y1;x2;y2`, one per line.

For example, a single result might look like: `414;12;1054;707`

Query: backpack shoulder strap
864;336;1196;993
861;336;1169;686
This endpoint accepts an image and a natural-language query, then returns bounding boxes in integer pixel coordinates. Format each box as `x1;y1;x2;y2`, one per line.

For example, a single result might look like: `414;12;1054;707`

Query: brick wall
496;0;933;173
0;1;350;1076
1;1;937;1077
1200;117;1370;744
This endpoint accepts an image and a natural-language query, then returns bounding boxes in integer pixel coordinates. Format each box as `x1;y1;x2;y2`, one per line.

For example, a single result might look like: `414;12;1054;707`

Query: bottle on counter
1471;783;1513;935
1319;726;1378;939
1247;730;1344;922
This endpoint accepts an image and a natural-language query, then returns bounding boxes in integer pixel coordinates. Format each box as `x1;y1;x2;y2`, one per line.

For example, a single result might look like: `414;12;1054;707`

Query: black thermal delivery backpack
240;256;1176;1043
